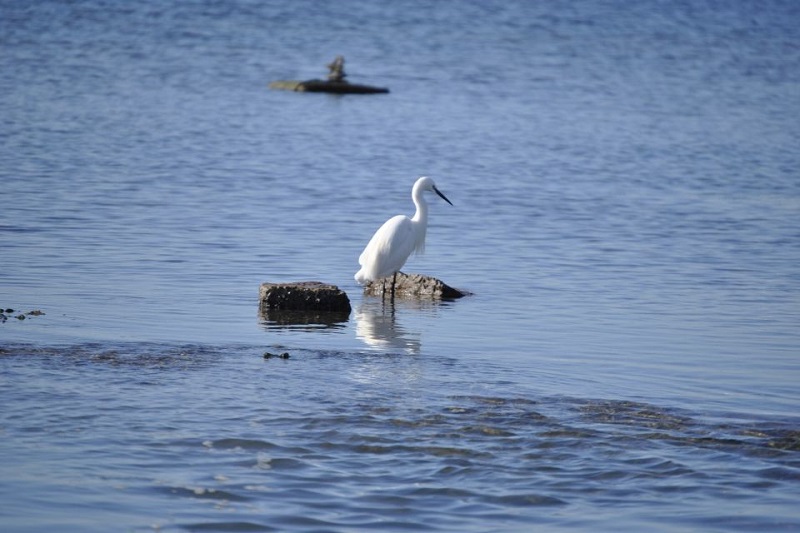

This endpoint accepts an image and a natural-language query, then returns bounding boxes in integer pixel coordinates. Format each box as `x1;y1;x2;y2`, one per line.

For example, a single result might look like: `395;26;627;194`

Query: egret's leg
391;272;397;300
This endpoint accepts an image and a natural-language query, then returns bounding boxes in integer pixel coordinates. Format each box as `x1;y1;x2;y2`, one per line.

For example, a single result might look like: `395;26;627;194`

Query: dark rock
269;56;389;94
362;272;470;300
299;80;389;94
259;281;351;313
263;351;291;360
0;308;45;324
269;79;389;94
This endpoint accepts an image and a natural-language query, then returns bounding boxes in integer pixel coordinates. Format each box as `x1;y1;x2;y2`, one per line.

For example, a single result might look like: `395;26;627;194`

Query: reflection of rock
362;272;469;300
355;299;421;354
259;308;350;328
259;282;351;328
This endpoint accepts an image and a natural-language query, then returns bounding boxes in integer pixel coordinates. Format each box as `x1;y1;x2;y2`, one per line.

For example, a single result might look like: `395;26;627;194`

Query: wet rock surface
259;281;351;318
362;273;470;300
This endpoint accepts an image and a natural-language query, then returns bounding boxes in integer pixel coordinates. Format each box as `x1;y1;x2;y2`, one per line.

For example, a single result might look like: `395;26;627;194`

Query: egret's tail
354;269;369;285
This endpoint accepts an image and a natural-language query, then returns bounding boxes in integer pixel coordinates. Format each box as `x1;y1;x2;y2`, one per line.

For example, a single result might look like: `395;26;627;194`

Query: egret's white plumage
355;176;452;285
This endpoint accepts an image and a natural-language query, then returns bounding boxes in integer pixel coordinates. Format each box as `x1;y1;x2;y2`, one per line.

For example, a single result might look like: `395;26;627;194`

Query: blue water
2;1;800;531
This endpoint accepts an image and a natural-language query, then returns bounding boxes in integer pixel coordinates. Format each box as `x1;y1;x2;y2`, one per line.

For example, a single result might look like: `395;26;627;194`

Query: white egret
354;176;453;293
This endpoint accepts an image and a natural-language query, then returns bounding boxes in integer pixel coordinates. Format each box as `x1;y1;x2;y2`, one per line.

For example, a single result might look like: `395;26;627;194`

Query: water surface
2;0;799;531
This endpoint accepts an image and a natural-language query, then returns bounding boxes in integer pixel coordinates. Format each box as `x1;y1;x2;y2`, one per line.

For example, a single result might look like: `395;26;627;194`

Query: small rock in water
362;272;470;300
259;281;351;313
0;308;46;324
259;281;351;327
263;351;290;360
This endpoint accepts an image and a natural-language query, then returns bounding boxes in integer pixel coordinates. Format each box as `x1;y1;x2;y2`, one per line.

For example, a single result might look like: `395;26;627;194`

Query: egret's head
415;176;453;206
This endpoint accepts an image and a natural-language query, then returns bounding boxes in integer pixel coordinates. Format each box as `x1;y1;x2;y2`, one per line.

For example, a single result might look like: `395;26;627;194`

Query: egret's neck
411;188;428;224
410;186;429;254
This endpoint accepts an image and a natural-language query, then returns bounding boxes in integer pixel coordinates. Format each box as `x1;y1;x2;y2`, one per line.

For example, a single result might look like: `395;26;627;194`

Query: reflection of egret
354;299;421;354
355;177;452;295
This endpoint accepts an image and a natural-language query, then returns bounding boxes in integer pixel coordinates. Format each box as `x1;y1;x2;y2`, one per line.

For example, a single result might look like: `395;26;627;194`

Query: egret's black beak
433;186;453;206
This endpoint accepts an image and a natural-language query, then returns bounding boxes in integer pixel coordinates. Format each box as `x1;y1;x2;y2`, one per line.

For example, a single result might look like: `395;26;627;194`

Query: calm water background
2;0;799;531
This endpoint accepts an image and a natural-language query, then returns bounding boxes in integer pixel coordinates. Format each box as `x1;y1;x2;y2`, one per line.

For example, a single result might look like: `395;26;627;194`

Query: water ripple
2;343;800;531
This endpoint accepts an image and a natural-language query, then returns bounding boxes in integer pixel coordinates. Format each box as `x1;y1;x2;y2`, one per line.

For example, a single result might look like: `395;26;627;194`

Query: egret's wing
358;215;416;279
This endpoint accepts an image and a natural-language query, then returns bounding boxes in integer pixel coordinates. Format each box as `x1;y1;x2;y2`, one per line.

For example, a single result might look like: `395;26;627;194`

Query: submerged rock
259;281;351;315
362;273;470;300
1;308;45;324
263;351;290;360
